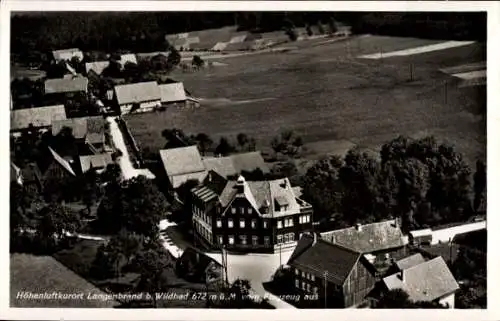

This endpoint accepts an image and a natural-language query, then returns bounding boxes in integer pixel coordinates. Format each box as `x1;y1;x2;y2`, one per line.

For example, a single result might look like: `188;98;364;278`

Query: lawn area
125;35;486;167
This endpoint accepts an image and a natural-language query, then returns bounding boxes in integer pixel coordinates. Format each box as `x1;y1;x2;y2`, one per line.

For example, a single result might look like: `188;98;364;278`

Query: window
307;283;311;292
277;235;283;244
299;215;311;224
240;207;245;215
305;215;310;223
295;279;300;288
263;220;269;229
301;282;305;290
286;218;294;227
228;219;233;228
251;219;257;229
313;287;318;295
231;207;236;214
216;220;222;228
248;207;253;214
264;236;270;246
240;219;245;228
295;269;299;275
252;235;258;245
284;234;290;243
228;235;235;245
302;271;305;278
218;235;223;244
277;220;283;229
239;235;247;245
311;275;315;282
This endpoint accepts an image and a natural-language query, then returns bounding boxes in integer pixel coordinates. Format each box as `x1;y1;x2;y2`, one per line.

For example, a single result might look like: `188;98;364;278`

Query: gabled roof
114;81;161;105
11;105;67;131
44;77;88;94
159;83;187;103
159;146;207;188
202;152;269;178
80;153;113;173
320;220;405;253
288;234;361;286
119;53;138;66
85;61;110;75
383;256;460;302
395;253;426;271
48;147;76;176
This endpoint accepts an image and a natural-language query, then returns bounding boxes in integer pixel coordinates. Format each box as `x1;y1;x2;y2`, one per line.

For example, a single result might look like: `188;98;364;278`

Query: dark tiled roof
44;77;88;94
383;256;460;302
202;152;269;178
320;220;405;253
11;105;67;131
288;234;361;286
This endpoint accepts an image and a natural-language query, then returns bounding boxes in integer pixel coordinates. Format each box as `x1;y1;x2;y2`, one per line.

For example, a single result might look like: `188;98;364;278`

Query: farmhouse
203;151;270;179
191;174;313;252
382;256;459;308
44;76;89;95
159;82;187;107
52;48;84;63
79;153;113;174
159;146;207;189
320;220;407;273
113;81;162;114
52;116;108;154
10;105;67;135
287;233;378;308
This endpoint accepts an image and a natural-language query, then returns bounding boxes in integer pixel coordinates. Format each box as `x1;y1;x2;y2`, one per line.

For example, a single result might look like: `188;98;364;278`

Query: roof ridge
318;237;362;256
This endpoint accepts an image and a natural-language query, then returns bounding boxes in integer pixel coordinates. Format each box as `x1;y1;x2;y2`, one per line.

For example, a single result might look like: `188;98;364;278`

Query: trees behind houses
301;135;476;231
271;130;304;158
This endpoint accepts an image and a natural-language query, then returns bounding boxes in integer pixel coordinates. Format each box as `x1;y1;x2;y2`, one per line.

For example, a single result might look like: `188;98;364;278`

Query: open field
125;35;486;167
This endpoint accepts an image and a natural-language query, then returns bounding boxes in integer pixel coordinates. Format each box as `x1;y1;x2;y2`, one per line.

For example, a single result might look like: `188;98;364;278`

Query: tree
473;160;486;213
271;130;304;158
215;137;236;156
270;161;298;179
131;244;173;308
191;55;205;69
306;24;313;36
301;156;344;224
151;53;169;71
237;133;249;149
81;168;100;216
162;128;195;149
97;176;170;238
375;289;446;309
35;203;81;252
175;179;200;225
328;17;338;35
195;133;213;156
167;47;181;70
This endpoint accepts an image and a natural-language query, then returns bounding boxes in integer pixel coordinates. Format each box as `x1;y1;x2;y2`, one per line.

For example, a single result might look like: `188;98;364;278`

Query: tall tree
473;159;486;213
215;137;236;156
195;133;213;156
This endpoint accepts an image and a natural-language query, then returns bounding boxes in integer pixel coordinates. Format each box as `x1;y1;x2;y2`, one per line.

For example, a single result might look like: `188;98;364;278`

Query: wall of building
343;259;377;307
439;293;455;308
431;222;486;245
120;100;160;114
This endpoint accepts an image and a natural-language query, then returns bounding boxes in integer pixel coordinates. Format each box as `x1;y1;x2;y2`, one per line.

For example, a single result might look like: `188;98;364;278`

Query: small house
10;105;67;136
409;228;433;246
287;233;378;308
159;146;207;189
159;83;187;108
79;153;113;174
113;81;161;114
52;48;84;63
382;256;459;308
175;247;224;286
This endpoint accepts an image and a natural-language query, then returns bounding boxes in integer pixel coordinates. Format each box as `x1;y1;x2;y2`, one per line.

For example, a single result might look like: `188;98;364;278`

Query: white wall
431;221;486;245
439;293;455;308
120;100;160;114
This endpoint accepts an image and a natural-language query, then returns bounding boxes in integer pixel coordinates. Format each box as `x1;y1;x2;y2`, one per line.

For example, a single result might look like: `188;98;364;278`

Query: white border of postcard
1;1;499;320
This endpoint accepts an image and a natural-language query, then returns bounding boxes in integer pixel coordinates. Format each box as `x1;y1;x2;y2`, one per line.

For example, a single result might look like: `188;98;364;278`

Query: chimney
398;270;405;282
355;223;362;231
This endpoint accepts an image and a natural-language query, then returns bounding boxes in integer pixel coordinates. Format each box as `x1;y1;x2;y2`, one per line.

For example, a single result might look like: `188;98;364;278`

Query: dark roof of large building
383;256;460;302
202;152;269;178
11;105;67;131
320;220;405;253
287;234;361;286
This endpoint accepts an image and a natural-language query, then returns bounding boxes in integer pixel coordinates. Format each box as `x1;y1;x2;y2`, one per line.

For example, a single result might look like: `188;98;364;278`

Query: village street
158;220;297;308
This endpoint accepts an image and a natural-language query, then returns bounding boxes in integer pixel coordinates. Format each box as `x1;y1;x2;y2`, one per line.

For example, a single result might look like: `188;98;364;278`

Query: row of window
230;207;253;215
277;215;311;229
277;233;295;244
295;268;316;281
219;235;271;246
195;221;212;242
295;279;319;294
216;218;269;229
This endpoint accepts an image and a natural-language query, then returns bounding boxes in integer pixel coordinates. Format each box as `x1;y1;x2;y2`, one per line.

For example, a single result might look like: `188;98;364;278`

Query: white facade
120;100;161;114
438;293;455;308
